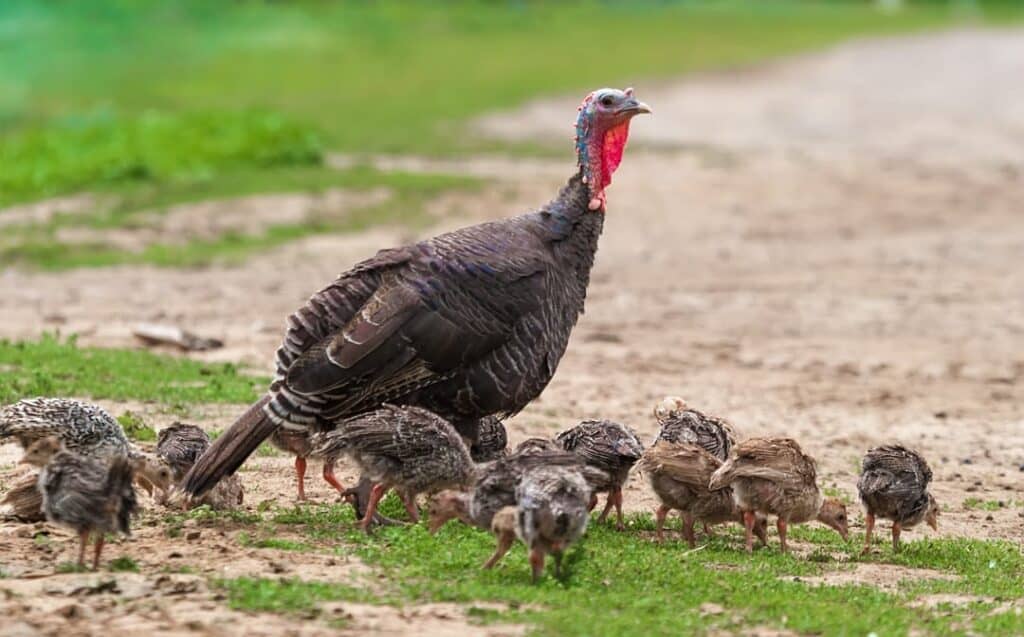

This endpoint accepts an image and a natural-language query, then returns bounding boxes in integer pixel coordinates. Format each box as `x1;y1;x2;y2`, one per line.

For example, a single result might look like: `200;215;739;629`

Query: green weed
117;410;156;442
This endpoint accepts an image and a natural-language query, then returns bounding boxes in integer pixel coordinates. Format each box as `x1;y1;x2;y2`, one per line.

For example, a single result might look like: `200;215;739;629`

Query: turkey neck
540;171;605;304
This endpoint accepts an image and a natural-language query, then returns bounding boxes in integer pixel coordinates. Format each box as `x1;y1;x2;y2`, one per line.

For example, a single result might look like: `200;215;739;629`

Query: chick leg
92;535;105;571
588;492;599;512
359;483;388;534
862;512;875;554
553;551;564;578
613;489;625;531
702;522;714;539
891;522;902;552
344;475;402;527
777;518;789;554
654;505;670;543
682;511;697;549
482;530;515;569
294;456;307;501
401;492;420;523
743;511;757;554
77;530;89;568
529;546;545;583
596;493;615;524
321;458;345;494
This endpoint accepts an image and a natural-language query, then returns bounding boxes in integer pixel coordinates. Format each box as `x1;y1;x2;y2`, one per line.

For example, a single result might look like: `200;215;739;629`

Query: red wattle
600;121;631;191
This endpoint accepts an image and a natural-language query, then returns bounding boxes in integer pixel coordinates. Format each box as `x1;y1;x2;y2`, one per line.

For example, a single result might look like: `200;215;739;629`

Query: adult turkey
182;88;651;515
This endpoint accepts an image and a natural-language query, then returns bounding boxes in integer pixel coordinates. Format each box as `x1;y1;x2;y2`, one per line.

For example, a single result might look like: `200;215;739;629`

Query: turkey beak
618;98;651;116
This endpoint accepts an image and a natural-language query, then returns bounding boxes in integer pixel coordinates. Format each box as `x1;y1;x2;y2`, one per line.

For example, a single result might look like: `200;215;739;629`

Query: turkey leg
294;456;307;501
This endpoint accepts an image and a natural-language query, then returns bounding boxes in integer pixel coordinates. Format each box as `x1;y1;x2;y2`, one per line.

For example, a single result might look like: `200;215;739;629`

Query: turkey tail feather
181;396;276;498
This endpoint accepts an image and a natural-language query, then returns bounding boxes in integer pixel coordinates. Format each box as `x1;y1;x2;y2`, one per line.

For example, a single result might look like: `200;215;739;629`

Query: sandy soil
2;28;1024;635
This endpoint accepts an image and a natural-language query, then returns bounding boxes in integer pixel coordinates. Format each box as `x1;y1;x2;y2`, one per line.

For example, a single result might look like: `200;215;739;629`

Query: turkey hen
182;88;650;512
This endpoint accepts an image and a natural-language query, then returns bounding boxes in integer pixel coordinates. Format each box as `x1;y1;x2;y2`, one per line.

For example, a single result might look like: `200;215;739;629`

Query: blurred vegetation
2;0;1021;207
0;334;266;405
0;111;321;207
0;166;480;269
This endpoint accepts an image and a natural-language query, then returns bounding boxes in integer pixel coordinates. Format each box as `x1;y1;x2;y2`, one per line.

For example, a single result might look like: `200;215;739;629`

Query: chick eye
600;95;614;107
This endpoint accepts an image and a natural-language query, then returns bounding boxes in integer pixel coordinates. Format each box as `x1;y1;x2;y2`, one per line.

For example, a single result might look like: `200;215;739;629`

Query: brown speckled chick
653;396;737;458
314;405;475;533
515;463;592;582
157;423;244;510
709;437;849;553
858;445;938;552
641;441;768;547
428;446;596;570
20;437;137;570
556;420;643;530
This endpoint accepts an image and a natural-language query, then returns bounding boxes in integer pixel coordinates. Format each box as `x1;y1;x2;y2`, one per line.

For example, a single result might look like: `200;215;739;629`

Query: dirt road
1;28;1022;636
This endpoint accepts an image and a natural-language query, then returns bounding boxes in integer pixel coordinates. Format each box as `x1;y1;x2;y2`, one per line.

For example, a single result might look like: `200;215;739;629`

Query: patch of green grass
108;556;140;572
117;410;156;443
962;497;1012;512
256;442;283;458
217;577;377;615
822;485;854;506
237;532;312;553
0;165;480;270
0;334;266;405
55;562;89;574
0;110;322;206
188;500;1024;634
182;504;262;526
330;516;1023;636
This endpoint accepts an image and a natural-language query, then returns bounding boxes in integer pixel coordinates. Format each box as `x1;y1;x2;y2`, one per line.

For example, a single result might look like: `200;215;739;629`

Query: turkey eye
600;95;614;107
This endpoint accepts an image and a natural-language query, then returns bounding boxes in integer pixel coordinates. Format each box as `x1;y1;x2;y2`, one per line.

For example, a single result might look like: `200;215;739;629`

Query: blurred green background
1;0;1020;267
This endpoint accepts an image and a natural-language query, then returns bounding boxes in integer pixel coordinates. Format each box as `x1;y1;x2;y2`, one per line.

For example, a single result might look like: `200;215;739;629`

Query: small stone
985;514;995;521
934;411;948;419
961;458;973;465
185;530;201;541
57;603;83;619
1018;463;1024;472
269;561;288;574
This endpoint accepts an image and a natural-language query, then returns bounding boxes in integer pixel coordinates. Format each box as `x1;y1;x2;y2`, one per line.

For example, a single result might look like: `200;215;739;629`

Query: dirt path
1;28;1023;635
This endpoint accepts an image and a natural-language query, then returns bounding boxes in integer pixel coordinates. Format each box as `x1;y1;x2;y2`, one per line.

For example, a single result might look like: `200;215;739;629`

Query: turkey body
184;175;603;498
